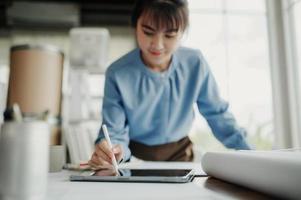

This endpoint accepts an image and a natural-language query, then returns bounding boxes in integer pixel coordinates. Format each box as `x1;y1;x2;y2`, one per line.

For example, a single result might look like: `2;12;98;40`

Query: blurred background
0;0;300;165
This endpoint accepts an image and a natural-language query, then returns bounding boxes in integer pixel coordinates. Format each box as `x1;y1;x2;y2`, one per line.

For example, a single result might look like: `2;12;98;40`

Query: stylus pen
102;124;120;176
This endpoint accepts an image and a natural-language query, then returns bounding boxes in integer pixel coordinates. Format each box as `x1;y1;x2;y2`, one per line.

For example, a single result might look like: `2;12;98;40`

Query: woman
88;0;251;170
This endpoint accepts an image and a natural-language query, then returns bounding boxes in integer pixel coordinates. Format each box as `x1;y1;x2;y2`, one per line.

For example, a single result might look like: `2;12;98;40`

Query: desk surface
46;162;276;200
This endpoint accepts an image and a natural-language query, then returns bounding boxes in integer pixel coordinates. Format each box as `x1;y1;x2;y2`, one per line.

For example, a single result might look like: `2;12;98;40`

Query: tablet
70;168;194;183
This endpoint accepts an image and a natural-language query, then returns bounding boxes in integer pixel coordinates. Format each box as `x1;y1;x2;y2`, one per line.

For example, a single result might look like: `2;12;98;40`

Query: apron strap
129;136;194;161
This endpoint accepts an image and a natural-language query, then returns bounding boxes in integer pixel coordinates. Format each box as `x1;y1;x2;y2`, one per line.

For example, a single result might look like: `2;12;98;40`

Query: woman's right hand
88;139;123;171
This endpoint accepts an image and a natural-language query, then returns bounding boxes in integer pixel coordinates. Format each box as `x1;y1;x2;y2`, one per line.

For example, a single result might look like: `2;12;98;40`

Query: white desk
46;162;273;200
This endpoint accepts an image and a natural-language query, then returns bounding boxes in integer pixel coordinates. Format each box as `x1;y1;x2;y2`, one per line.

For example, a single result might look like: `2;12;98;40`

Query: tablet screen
92;169;193;177
70;168;194;183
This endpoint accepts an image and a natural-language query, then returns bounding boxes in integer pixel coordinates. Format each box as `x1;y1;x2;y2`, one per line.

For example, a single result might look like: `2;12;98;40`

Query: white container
69;27;110;73
0;66;9;124
49;145;65;172
0;121;50;200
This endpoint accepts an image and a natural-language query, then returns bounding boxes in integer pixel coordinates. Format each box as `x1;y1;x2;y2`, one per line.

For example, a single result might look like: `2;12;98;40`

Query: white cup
49;145;65;172
0;121;50;200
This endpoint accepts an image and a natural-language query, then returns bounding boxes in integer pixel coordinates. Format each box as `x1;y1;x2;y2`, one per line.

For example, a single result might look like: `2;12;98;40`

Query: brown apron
129;136;194;162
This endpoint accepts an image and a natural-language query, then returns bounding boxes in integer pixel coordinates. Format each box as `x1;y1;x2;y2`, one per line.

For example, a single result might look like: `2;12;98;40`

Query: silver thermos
0;121;50;200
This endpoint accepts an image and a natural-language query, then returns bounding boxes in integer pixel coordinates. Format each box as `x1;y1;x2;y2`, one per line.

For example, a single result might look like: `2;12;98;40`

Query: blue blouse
96;46;251;161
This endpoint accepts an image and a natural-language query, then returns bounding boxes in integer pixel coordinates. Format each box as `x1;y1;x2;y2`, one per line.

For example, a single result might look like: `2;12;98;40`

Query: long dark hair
131;0;189;32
